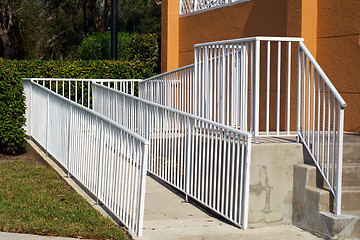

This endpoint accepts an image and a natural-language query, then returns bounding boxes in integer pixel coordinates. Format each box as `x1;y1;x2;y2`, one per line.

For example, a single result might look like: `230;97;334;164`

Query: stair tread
343;162;360;167
342;210;360;216
342;186;360;192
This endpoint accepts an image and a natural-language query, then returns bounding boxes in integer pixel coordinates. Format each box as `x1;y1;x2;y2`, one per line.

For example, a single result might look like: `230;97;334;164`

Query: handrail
23;78;142;82
194;37;304;47
180;0;252;15
26;79;149;145
94;82;251;138
25;79;149;236
93;82;253;229
142;63;194;83
298;42;347;108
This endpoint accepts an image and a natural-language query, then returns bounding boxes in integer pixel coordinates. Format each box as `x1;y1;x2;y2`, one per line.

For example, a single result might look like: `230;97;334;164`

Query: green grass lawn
0;158;129;240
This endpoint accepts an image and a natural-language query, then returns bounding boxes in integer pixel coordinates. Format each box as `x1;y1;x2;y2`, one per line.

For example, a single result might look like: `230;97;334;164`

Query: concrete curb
25;138;134;240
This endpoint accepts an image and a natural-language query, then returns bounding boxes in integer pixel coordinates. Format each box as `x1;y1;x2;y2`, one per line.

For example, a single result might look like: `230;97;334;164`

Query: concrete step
343;133;360;164
293;163;360;239
341;186;360;211
342;210;360;216
343;143;360;163
342;163;360;187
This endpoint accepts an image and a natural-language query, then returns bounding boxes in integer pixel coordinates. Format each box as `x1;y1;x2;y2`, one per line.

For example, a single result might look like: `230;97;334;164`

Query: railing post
194;47;198;117
253;40;260;142
179;0;183;15
46;91;50;154
185;119;192;202
96;121;104;204
67;105;73;178
194;0;198;11
297;44;302;142
29;80;33;140
136;143;149;237
335;106;344;215
242;134;252;229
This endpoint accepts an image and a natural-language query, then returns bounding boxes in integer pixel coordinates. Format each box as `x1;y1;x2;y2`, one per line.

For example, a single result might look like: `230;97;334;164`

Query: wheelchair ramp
136;176;321;240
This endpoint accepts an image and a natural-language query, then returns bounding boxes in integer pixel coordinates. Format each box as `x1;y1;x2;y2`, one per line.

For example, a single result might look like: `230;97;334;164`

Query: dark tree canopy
0;0;161;60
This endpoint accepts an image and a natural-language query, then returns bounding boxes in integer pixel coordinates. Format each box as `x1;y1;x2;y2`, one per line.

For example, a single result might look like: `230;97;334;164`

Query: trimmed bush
0;63;26;155
78;32;159;73
1;59;155;79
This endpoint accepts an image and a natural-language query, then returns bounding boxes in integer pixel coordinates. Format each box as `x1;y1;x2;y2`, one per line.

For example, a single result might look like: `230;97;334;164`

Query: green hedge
78;32;159;73
0;63;26;155
2;59;154;79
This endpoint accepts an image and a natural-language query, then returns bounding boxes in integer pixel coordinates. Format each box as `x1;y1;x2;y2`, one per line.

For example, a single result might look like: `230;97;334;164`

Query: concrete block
265;212;283;223
248;212;264;223
249;191;266;212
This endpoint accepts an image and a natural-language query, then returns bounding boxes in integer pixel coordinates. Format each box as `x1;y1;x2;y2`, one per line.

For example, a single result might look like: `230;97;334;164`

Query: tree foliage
0;0;161;60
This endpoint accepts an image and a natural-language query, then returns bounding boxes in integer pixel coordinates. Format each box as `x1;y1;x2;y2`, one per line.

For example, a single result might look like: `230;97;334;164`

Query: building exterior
161;0;360;132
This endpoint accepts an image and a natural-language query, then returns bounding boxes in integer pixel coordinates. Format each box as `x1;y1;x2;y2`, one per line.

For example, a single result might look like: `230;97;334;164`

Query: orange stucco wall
179;0;288;67
316;0;360;132
161;0;360;131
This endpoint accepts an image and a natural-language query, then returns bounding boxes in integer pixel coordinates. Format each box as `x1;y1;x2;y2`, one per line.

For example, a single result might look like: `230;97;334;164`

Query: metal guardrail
139;64;194;114
23;80;148;237
297;42;346;215
180;0;252;15
93;82;253;229
193;37;304;138
23;78;141;109
140;36;346;215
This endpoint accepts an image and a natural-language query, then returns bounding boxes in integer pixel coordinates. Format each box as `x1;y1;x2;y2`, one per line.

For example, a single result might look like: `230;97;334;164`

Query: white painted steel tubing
297;43;346;216
194;37;304;48
24;80;148;237
93;83;251;137
298;42;346;107
92;83;252;229
23;78;142;83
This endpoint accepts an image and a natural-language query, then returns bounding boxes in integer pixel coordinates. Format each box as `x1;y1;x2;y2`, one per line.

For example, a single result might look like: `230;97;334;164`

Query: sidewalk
0;232;89;240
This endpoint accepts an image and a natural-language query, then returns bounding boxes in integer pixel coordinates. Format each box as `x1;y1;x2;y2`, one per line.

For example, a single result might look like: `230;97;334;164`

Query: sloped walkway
137;176;322;240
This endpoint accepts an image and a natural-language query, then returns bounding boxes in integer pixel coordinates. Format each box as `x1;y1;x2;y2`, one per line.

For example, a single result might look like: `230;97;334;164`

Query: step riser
342;167;360;187
343;144;360;163
342;191;360;211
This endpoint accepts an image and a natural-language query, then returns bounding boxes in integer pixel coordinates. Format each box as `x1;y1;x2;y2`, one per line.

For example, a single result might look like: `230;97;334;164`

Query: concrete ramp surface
137;176;322;240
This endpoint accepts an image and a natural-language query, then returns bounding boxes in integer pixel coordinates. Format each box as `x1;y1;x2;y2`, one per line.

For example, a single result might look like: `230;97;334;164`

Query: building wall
161;0;360;132
179;0;288;67
316;0;360;132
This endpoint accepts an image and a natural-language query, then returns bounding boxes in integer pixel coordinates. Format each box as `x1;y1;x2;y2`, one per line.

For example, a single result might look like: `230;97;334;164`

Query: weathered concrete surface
248;141;308;226
137;176;321;240
293;163;360;239
0;232;85;240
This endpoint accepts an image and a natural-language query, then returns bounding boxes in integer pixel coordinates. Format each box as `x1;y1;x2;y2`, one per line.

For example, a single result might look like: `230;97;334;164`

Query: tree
88;0;111;34
0;0;13;59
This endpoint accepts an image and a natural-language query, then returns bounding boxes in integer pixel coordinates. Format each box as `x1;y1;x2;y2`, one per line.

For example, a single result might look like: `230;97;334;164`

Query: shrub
0;63;26;155
1;59;155;79
78;32;159;73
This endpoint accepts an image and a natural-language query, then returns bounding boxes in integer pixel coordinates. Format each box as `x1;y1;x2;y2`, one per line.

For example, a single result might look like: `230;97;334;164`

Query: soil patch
0;152;38;164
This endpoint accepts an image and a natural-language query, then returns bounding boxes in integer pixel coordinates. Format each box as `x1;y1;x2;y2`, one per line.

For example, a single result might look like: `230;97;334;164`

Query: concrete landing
137;176;321;240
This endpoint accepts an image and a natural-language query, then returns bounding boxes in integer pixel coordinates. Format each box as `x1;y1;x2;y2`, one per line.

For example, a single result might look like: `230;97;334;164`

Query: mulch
0;152;39;164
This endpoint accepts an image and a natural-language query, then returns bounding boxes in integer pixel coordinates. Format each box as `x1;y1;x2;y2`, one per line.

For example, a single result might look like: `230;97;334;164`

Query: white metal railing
180;0;252;15
139;64;194;114
23;78;140;108
140;36;346;215
93;83;253;229
194;37;304;138
23;80;148;237
297;42;346;215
